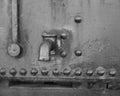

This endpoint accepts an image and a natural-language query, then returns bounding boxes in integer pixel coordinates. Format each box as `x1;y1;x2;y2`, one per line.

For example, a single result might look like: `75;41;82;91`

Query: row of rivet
0;67;116;77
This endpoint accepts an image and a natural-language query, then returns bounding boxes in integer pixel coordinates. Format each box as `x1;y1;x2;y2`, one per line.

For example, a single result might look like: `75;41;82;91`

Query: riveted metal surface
1;0;120;96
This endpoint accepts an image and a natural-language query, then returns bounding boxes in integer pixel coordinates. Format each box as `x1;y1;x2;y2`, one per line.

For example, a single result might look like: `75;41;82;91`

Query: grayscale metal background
0;0;120;96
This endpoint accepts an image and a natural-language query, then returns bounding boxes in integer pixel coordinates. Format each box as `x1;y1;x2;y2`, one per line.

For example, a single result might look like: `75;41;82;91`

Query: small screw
86;70;93;76
97;67;105;76
61;51;67;57
9;68;17;76
20;68;27;76
31;68;38;76
0;68;6;75
7;43;21;57
74;69;82;76
74;16;82;23
61;33;67;39
53;68;59;76
109;69;116;76
75;50;82;56
41;68;49;75
63;68;71;75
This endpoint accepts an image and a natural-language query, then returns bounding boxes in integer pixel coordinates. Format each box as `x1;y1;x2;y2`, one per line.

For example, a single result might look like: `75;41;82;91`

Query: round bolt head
10;68;17;76
97;67;105;76
63;68;71;75
41;68;49;75
53;68;59;76
86;70;93;76
0;68;6;75
75;50;82;56
61;33;67;39
31;68;38;76
61;51;67;57
74;69;82;76
8;43;21;57
74;16;82;23
109;69;116;76
20;68;27;76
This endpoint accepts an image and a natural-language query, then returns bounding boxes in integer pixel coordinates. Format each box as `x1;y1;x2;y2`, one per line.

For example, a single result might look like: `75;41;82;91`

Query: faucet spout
39;40;52;61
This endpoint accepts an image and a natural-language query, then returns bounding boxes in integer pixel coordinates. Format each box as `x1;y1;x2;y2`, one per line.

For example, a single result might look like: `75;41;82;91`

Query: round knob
86;70;93;76
9;68;17;76
20;68;27;76
53;68;59;76
75;50;82;56
31;68;38;76
74;69;82;76
109;68;116;77
0;68;6;75
97;67;105;76
41;68;49;75
63;68;71;76
7;43;21;57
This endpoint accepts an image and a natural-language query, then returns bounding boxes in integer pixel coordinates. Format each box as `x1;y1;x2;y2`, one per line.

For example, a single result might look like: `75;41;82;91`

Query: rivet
74;69;82;76
7;43;21;57
86;70;93;76
74;16;82;23
41;68;49;75
20;68;27;76
9;68;17;76
75;50;82;56
97;67;105;76
109;69;116;76
61;33;67;39
63;68;71;75
0;68;6;75
53;68;59;76
31;68;38;76
61;51;67;57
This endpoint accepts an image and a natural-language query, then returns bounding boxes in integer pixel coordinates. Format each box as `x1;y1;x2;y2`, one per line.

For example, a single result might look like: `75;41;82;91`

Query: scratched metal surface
0;0;120;96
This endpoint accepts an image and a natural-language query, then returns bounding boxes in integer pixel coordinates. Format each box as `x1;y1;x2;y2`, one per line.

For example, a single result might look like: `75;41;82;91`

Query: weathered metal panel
1;0;120;96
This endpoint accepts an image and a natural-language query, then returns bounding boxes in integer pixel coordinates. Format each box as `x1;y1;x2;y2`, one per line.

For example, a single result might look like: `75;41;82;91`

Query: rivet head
75;50;82;56
61;51;67;57
74;69;82;76
97;67;105;76
53;68;59;76
41;68;49;75
0;68;6;75
20;68;27;76
61;33;67;39
86;70;93;76
74;16;82;23
109;69;116;76
31;68;38;76
9;68;17;76
7;43;21;57
63;68;71;75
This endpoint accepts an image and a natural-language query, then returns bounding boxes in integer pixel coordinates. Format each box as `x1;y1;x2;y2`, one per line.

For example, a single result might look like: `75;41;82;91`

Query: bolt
41;68;49;75
31;68;38;76
61;33;67;39
61;51;67;57
7;43;21;57
53;68;59;76
109;69;116;77
9;68;17;76
97;67;105;76
20;68;27;76
74;69;82;76
86;70;93;76
63;68;71;75
0;68;6;75
75;50;82;56
74;16;82;23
